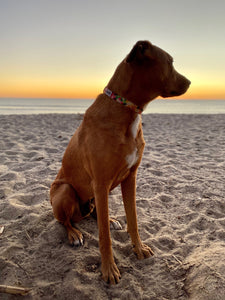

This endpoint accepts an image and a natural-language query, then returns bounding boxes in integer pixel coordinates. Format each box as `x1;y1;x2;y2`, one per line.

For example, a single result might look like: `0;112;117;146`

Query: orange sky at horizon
0;76;225;100
1;85;225;100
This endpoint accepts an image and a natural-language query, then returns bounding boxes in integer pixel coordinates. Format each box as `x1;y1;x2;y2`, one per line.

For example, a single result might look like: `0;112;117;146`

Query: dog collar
104;87;143;114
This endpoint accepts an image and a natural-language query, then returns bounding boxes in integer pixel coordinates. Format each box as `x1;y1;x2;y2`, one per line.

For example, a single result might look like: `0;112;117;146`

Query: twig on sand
0;226;4;234
0;285;31;295
172;254;183;265
25;230;32;241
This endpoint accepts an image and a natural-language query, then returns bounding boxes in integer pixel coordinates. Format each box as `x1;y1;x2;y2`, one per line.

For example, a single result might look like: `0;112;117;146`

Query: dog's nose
186;79;191;86
184;78;191;91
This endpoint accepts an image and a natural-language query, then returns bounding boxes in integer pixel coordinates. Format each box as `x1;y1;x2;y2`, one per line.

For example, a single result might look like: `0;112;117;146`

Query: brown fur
50;40;190;284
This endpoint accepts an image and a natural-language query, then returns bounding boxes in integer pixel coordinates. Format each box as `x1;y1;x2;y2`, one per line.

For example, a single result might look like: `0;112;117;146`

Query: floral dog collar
104;87;143;114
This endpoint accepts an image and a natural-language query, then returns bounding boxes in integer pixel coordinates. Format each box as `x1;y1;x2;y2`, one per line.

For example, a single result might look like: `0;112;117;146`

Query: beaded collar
104;87;143;114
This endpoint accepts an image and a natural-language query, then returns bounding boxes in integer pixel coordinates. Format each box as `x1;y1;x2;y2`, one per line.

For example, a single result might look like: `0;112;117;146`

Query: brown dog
50;40;190;284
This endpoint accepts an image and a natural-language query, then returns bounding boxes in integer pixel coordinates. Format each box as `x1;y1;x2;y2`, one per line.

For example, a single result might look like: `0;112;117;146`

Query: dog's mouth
161;90;183;98
162;81;191;98
170;90;181;96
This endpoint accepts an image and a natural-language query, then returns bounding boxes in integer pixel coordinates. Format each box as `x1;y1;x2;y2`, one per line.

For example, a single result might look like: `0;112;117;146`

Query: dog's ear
126;41;154;63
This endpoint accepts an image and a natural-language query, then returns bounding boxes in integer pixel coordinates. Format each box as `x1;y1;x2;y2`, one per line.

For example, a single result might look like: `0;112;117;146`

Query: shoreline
0;114;225;299
1;99;225;115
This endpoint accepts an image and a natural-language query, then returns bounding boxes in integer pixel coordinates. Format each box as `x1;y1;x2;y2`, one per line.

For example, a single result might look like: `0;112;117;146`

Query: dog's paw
110;218;122;230
68;227;84;247
133;243;154;259
101;260;121;284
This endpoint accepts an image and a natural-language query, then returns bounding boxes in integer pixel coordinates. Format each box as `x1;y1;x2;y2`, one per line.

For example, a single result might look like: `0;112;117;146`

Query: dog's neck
104;87;143;114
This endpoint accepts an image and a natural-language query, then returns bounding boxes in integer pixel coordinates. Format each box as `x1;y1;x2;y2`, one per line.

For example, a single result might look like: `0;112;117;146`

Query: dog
50;40;190;284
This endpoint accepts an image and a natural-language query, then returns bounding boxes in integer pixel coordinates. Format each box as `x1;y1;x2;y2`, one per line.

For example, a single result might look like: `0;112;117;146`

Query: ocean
0;98;225;115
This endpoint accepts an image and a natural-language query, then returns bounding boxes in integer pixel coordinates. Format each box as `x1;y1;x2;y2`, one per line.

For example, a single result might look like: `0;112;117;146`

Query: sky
0;0;225;100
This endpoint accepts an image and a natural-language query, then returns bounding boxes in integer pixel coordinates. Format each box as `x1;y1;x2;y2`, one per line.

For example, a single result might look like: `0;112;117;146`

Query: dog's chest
126;115;141;168
130;114;141;139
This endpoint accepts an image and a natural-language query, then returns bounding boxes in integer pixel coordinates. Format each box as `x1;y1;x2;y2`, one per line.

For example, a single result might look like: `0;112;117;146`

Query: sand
0;113;225;300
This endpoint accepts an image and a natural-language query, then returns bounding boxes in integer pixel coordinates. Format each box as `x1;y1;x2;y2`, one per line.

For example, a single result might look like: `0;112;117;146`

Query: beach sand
0;113;225;299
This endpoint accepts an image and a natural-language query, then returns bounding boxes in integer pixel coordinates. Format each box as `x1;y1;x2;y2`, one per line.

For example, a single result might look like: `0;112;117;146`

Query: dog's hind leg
50;182;84;246
109;218;122;230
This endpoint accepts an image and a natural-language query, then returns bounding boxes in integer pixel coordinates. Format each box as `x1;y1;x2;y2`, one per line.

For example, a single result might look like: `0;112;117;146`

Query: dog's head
119;40;191;105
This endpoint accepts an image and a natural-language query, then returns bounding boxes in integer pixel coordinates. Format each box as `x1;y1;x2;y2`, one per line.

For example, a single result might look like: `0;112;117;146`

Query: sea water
0;98;225;115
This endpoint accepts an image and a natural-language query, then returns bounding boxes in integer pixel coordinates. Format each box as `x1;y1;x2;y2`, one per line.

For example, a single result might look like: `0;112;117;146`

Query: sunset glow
1;75;225;100
1;1;225;100
0;77;104;99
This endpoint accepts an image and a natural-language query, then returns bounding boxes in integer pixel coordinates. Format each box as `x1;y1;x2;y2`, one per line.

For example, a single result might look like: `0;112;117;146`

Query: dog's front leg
93;183;121;284
121;171;154;258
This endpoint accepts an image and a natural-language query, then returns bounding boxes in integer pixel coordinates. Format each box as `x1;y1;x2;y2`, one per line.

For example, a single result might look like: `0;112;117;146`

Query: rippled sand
0;114;224;299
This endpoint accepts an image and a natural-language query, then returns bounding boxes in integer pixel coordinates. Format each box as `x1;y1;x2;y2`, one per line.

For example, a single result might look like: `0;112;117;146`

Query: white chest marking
126;148;138;169
126;115;141;168
131;115;141;139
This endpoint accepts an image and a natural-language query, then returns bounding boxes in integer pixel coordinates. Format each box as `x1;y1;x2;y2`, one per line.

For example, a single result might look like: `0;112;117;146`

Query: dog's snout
178;74;191;94
185;78;191;88
184;77;191;92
